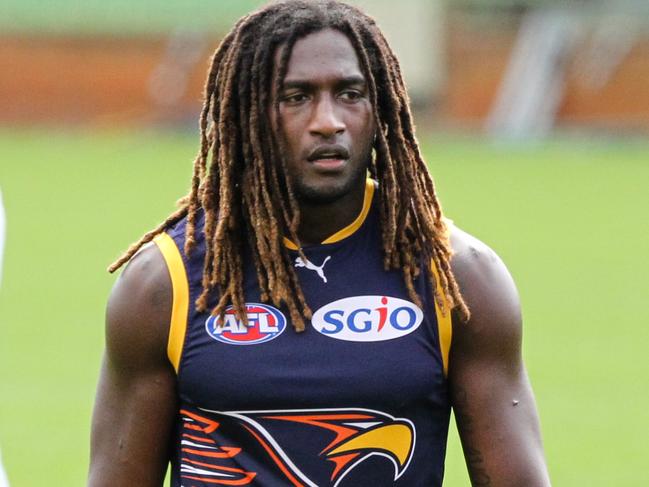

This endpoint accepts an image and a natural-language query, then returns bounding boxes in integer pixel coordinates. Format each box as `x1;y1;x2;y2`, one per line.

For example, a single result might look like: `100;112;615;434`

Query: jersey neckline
283;178;375;250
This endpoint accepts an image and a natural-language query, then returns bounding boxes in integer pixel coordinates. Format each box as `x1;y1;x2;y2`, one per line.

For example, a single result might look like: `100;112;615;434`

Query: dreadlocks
109;0;469;331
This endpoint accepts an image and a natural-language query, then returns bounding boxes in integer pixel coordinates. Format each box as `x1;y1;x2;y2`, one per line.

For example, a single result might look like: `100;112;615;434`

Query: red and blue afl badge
205;303;287;345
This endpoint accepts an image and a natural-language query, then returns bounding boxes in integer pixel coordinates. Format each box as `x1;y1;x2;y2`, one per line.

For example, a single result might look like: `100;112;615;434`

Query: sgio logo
205;303;287;345
311;296;423;342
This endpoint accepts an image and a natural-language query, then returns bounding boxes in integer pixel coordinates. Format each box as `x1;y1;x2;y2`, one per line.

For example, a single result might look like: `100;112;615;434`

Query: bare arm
88;245;177;486
449;228;550;486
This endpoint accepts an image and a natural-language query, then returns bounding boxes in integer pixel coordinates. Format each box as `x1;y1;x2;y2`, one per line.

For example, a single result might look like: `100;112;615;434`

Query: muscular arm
448;228;550;486
88;245;177;486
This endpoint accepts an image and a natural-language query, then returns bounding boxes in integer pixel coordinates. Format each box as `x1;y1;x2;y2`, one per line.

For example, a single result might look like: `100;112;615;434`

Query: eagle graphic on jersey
177;407;416;486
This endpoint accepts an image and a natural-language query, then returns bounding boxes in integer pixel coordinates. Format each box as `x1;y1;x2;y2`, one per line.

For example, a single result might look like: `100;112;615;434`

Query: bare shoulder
448;225;522;358
89;243;176;486
106;242;172;367
446;226;551;486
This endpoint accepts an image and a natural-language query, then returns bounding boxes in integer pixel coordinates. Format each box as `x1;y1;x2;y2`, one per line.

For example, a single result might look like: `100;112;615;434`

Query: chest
177;235;447;413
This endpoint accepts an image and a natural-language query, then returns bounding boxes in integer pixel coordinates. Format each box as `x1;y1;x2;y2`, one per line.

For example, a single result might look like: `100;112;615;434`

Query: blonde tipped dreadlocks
109;0;469;331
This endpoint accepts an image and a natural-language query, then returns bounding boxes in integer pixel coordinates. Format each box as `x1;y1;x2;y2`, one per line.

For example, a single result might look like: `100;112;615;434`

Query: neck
296;179;367;246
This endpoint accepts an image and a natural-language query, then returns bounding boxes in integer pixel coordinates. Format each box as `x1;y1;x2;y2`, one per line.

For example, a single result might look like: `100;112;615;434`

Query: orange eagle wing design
176;407;416;485
179;409;257;485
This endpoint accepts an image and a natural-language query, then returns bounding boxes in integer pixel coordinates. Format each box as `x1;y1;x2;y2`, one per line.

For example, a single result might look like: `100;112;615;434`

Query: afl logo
311;296;423;342
205;303;287;345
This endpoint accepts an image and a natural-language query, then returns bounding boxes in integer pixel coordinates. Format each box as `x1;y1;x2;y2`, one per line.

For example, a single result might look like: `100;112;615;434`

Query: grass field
0;0;264;35
0;128;648;485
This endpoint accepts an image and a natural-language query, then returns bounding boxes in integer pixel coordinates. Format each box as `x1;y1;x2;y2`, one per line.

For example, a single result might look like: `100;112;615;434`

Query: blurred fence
1;0;648;135
452;0;649;137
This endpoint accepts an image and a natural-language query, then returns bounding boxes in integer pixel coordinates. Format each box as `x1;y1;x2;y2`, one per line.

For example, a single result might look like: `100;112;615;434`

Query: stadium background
1;0;648;485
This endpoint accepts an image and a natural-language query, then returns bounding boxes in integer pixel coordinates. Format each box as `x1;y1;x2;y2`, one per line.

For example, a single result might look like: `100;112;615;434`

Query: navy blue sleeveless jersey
153;180;453;486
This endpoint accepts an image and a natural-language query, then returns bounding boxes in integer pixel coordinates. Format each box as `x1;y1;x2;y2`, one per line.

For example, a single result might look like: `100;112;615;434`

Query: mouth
307;145;350;171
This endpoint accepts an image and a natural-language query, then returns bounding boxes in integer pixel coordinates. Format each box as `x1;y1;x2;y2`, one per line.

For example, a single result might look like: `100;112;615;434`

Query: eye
281;92;309;104
339;89;364;102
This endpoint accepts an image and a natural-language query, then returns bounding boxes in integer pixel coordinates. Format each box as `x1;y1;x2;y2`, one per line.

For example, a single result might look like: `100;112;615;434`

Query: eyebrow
281;75;367;90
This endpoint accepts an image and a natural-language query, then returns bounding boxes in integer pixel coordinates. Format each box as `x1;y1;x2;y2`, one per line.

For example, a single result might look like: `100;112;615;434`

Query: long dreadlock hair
109;0;469;331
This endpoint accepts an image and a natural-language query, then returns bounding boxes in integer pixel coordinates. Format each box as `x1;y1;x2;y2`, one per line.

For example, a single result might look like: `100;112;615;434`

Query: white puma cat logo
294;255;332;283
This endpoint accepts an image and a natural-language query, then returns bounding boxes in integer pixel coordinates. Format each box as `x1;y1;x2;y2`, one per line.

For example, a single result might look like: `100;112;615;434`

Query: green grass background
0;1;263;35
0;129;648;485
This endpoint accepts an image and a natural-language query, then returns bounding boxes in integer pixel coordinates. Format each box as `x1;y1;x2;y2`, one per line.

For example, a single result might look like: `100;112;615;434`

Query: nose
308;95;345;138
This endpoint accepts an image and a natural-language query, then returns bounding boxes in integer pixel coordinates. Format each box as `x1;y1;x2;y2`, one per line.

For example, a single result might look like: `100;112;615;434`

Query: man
89;1;550;485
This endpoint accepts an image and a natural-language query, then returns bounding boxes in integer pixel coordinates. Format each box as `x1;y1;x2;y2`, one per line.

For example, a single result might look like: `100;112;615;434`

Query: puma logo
294;255;332;283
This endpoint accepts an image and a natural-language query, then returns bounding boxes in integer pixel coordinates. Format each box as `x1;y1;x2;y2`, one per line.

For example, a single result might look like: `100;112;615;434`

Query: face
272;28;375;204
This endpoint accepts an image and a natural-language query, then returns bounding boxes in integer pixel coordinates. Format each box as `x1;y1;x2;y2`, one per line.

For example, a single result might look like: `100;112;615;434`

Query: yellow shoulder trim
283;179;375;249
153;233;189;374
430;260;452;377
283;237;298;251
